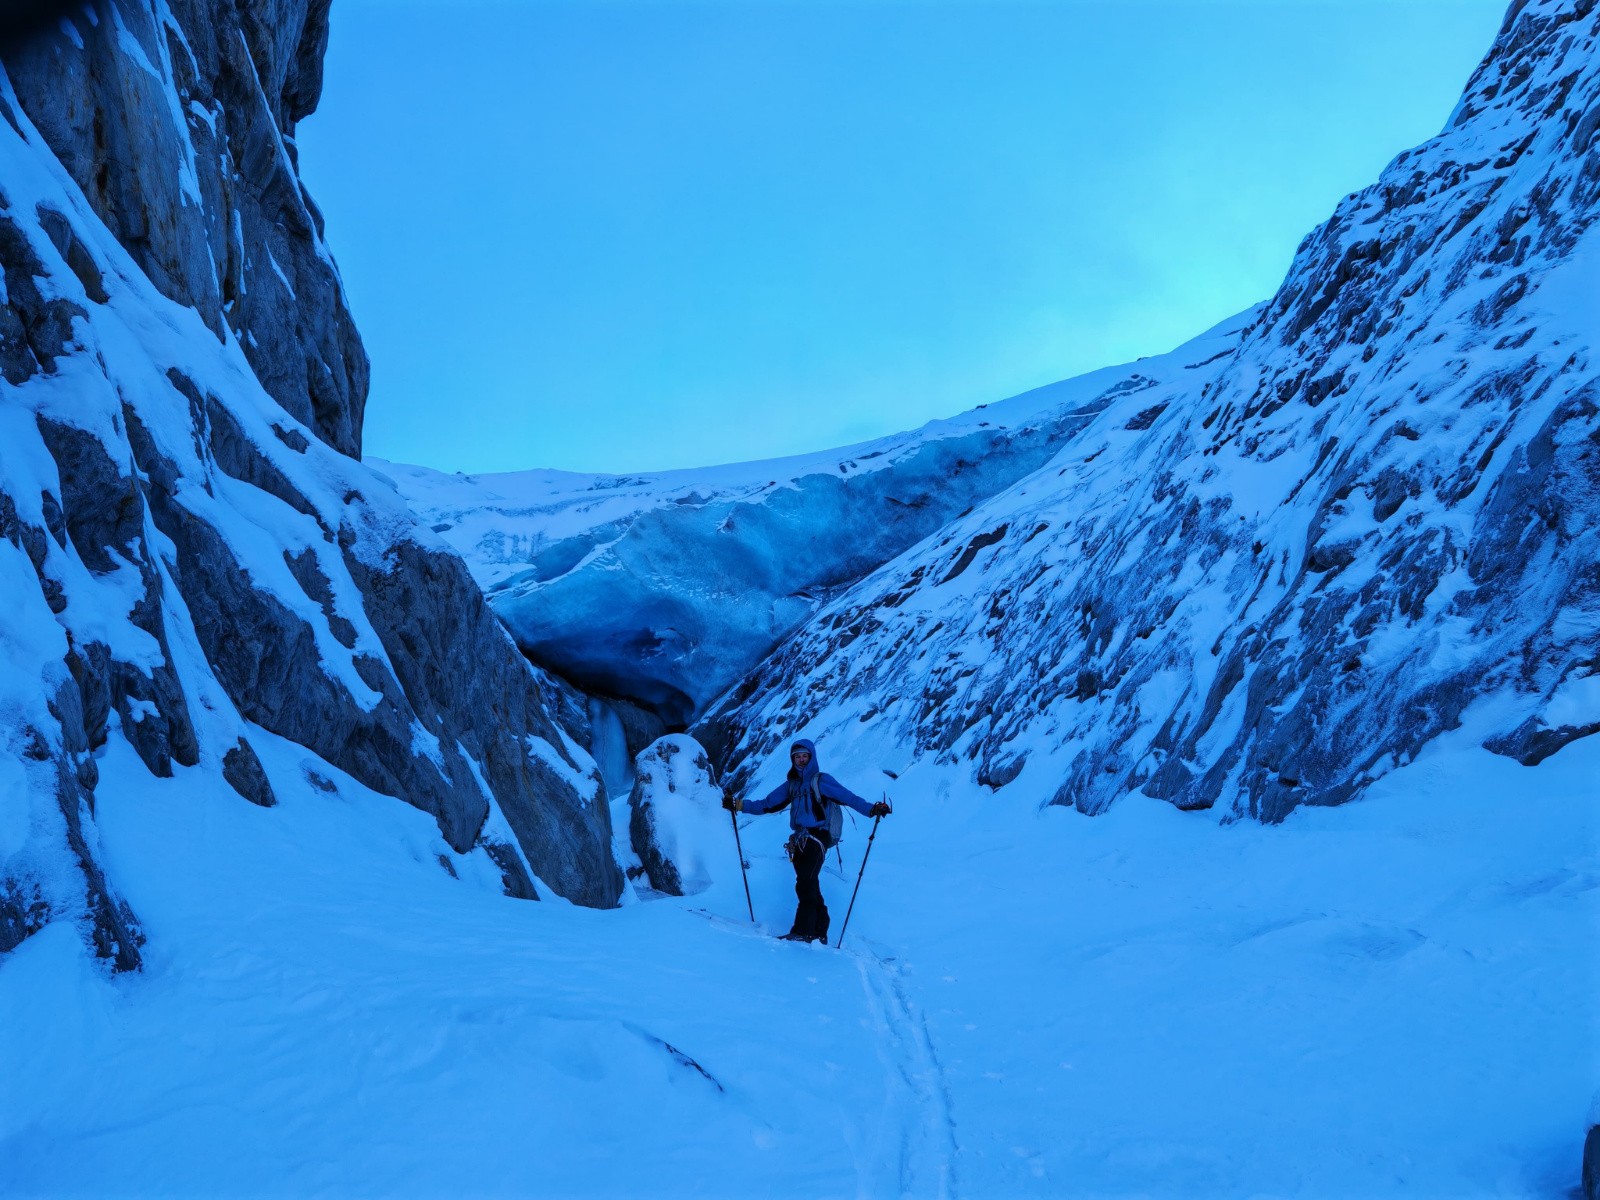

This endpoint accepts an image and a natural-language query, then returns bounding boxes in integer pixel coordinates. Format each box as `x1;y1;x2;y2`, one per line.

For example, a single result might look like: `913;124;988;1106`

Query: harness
785;829;826;862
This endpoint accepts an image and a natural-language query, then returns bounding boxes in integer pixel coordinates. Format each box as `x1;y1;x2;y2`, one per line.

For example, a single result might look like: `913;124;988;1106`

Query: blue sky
297;0;1508;475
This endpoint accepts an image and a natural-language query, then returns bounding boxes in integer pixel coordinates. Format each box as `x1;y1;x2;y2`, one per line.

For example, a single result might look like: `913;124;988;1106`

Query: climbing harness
785;829;826;862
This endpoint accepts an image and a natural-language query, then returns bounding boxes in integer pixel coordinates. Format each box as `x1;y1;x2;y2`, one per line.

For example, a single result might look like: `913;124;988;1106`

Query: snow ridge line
854;948;959;1199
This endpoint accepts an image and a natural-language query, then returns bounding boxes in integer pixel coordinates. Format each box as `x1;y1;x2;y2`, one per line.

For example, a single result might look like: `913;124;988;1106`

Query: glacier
373;341;1210;729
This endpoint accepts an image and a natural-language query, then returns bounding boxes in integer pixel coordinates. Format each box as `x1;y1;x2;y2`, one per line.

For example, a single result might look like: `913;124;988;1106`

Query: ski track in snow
688;902;958;1196
852;942;959;1199
3;732;1597;1197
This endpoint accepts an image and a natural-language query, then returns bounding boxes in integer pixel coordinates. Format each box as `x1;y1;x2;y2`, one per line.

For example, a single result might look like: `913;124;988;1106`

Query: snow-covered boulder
627;736;726;896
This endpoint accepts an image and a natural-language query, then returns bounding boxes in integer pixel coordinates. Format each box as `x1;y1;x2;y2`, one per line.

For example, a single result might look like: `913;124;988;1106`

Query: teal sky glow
297;0;1509;475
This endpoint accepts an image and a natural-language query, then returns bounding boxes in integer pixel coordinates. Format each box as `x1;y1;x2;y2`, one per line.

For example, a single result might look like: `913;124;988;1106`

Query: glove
869;801;890;818
722;795;743;812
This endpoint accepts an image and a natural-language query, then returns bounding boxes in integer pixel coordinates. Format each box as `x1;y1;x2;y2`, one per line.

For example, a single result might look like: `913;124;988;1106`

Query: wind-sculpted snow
0;2;621;971
706;0;1600;821
379;361;1160;727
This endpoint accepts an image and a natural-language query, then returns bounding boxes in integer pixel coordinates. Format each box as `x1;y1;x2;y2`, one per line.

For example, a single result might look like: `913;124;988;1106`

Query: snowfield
4;726;1594;1198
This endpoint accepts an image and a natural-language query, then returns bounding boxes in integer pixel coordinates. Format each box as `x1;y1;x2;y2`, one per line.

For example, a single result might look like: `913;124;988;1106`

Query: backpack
811;776;843;848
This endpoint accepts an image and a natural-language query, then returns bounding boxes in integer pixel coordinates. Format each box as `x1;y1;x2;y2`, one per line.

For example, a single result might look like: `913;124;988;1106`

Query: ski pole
730;808;754;922
836;809;884;950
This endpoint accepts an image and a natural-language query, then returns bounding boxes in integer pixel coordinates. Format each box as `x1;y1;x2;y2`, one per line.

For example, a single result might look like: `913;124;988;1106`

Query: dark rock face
3;0;367;457
222;738;276;808
705;0;1600;819
342;537;617;889
604;694;670;765
1584;1120;1600;1200
0;686;145;971
0;0;621;973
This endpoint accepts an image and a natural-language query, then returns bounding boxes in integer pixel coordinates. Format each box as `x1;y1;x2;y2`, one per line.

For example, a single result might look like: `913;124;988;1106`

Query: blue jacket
743;738;874;839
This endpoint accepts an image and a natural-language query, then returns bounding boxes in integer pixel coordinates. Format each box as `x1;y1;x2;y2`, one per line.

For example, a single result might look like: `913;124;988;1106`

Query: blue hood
788;738;819;786
747;737;875;833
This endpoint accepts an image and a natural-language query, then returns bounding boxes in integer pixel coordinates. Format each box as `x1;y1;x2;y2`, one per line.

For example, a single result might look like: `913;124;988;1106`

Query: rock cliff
5;0;366;455
0;0;621;972
705;0;1599;819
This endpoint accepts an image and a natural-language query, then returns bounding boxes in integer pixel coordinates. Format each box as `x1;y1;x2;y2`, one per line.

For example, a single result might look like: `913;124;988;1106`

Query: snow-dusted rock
704;0;1600;819
627;735;726;896
397;3;1598;833
0;0;622;971
2;0;367;457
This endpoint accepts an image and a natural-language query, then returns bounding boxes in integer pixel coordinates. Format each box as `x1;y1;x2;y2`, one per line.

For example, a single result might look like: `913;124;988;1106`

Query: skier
722;738;888;943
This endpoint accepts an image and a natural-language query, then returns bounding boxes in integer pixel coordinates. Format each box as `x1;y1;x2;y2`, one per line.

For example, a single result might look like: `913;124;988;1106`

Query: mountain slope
0;4;1594;1196
0;0;622;973
705;0;1599;819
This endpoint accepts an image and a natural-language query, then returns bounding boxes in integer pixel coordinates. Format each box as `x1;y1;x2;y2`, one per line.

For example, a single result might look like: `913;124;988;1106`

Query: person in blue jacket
723;737;889;943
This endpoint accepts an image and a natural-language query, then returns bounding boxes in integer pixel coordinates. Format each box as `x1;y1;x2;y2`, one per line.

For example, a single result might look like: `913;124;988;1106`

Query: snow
1545;670;1600;729
525;734;599;806
0;753;33;866
2;727;1594;1198
110;6;159;80
264;248;295;298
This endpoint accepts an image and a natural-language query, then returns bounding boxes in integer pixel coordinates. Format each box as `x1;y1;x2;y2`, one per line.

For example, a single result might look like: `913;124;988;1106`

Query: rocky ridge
4;0;367;456
0;0;621;972
703;0;1599;818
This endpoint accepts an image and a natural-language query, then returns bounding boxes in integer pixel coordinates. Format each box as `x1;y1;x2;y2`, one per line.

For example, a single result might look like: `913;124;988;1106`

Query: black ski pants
788;835;830;942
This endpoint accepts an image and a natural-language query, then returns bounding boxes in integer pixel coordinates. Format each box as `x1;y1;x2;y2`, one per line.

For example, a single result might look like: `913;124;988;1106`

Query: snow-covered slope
3;710;1594;1196
706;0;1600;820
374;335;1247;727
0;0;621;976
